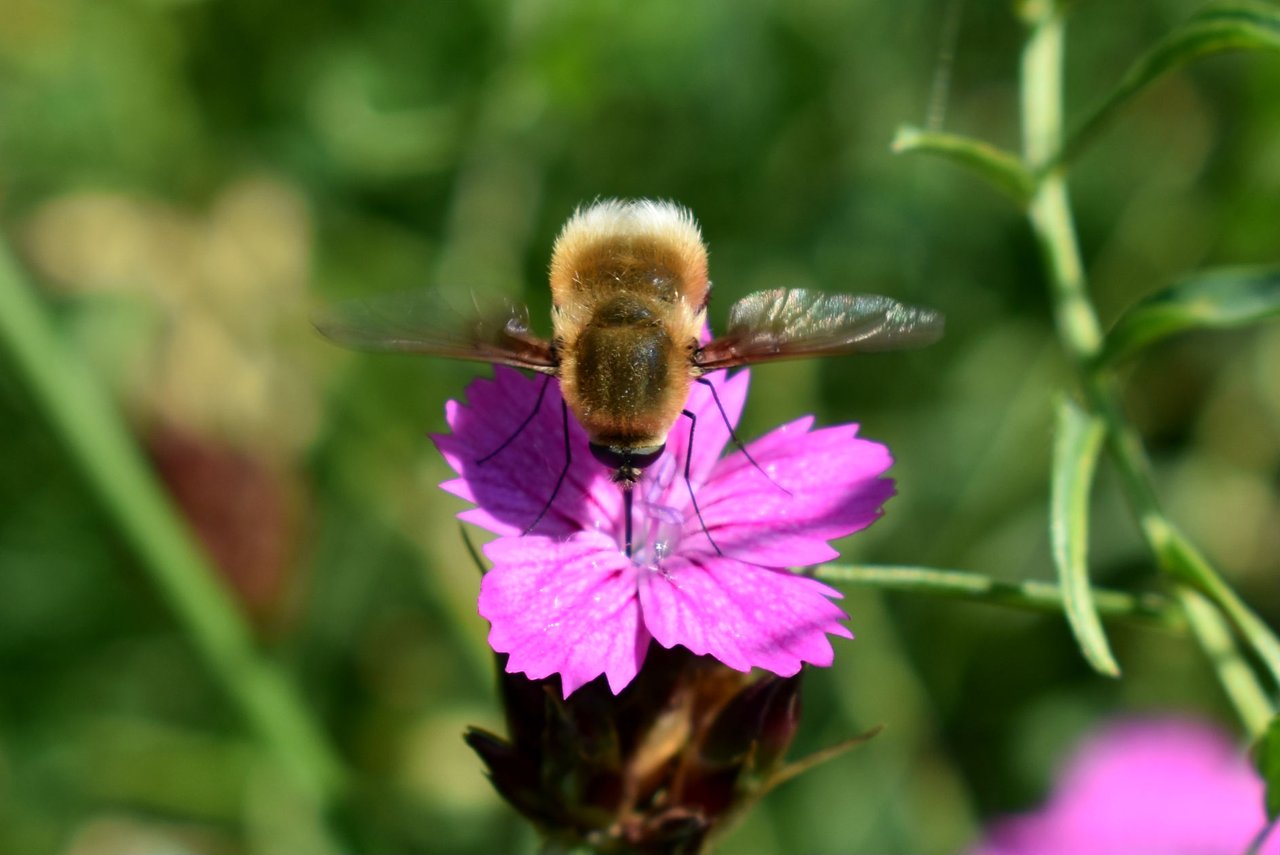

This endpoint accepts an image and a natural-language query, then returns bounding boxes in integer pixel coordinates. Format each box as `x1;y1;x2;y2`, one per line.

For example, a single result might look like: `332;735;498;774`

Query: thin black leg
523;398;571;535
695;376;790;495
681;408;722;556
478;373;552;465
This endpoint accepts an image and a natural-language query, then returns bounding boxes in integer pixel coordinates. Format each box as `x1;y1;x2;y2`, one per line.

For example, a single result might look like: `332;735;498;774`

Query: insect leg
478;373;551;464
681;408;722;556
694;376;790;496
523;397;571;536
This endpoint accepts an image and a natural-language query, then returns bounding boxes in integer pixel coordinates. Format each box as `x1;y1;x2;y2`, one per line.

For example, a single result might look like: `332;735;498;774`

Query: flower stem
0;240;348;814
1178;588;1274;737
1018;1;1279;730
816;564;1184;631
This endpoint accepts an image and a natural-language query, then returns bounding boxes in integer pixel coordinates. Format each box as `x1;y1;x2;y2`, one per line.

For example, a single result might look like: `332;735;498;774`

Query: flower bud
468;644;811;853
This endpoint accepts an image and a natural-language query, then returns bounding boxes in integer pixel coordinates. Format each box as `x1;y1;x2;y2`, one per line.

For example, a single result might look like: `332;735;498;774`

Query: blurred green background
2;0;1279;852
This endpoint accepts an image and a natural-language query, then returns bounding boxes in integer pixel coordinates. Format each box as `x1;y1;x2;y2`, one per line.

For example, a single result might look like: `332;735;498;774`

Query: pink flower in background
432;366;895;697
976;718;1278;855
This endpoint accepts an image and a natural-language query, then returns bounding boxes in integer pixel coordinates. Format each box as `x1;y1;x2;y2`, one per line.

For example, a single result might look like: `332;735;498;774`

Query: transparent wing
695;288;944;371
314;289;557;371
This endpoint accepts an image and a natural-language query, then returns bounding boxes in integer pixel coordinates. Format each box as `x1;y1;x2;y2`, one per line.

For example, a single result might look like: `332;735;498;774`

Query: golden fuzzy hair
548;199;709;308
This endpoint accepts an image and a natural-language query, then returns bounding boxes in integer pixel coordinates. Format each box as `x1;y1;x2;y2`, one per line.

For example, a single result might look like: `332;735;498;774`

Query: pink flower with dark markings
975;718;1279;855
432;366;895;697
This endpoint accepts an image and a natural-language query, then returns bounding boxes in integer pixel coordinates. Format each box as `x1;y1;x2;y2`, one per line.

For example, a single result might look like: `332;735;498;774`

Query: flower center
628;454;685;569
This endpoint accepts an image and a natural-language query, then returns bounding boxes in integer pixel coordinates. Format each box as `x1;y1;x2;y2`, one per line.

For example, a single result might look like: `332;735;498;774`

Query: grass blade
0;238;346;806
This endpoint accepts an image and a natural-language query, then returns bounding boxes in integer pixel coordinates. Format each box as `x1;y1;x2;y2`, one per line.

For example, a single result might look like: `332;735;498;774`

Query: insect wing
695;288;944;370
314;290;557;371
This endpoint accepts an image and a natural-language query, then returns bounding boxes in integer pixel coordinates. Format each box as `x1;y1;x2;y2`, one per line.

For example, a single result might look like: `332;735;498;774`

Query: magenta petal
977;718;1277;855
431;367;620;537
481;531;649;697
436;361;896;694
693;419;895;567
637;554;851;676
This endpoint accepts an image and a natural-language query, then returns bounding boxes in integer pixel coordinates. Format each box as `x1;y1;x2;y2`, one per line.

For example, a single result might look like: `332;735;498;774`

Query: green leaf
1102;266;1280;365
1050;398;1119;677
891;125;1034;206
1254;715;1280;821
1061;1;1280;166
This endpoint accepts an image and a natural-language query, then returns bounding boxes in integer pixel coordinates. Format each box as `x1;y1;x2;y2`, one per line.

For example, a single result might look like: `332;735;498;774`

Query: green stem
0;240;348;809
1178;588;1274;737
1018;1;1278;729
815;564;1184;631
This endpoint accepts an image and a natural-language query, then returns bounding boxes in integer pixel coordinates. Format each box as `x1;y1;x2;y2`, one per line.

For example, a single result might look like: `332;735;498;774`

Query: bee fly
316;199;944;556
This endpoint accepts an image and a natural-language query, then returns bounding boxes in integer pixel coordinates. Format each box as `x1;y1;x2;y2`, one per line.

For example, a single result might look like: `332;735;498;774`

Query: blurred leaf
1102;266;1280;365
1254;715;1280;821
765;726;884;793
1180;589;1274;739
460;523;489;575
1062;1;1280;165
0;239;346;809
1151;514;1280;694
1050;398;1119;677
892;125;1034;205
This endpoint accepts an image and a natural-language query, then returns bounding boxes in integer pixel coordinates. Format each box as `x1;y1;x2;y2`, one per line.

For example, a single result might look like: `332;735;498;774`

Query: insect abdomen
566;295;684;447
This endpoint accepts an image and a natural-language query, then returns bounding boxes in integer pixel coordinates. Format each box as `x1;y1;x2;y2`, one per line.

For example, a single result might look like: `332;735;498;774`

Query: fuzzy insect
317;199;944;554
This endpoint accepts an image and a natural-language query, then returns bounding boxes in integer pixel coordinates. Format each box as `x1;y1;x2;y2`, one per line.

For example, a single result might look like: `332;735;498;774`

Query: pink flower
975;717;1278;855
432;366;895;697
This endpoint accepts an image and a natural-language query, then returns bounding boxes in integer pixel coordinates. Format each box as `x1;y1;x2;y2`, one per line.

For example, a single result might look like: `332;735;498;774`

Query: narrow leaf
1254;715;1280;821
459;523;489;575
1061;1;1280;165
1102;266;1280;365
892;125;1034;206
1050;398;1119;677
766;726;884;793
